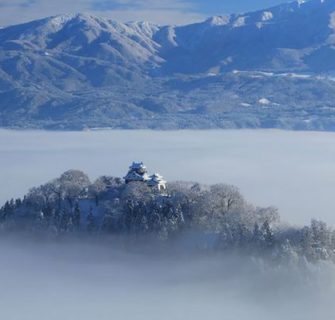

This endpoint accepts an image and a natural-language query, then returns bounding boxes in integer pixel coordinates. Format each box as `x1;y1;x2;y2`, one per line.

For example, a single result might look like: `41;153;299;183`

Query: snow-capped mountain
158;0;335;73
2;0;335;130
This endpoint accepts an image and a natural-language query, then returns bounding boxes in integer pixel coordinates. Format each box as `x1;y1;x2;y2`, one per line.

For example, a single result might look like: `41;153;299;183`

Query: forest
1;169;334;264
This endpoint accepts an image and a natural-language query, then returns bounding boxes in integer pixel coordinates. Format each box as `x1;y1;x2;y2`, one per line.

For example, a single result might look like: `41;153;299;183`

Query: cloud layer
0;0;289;26
0;0;205;26
1;239;335;320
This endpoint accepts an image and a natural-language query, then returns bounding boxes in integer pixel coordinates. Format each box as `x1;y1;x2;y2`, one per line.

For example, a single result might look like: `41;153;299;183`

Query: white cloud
0;0;206;26
97;8;204;25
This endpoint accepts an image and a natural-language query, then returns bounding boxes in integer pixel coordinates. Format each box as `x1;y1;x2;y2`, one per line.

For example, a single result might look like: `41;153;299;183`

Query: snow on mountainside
158;0;335;73
2;0;335;130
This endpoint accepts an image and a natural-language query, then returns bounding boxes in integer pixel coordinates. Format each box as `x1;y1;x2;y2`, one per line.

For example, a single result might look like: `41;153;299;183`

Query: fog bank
1;129;335;225
0;239;334;320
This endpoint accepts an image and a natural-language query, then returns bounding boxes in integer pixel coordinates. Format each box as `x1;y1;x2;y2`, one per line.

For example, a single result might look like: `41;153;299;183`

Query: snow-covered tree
1;169;335;264
73;202;81;229
86;208;96;234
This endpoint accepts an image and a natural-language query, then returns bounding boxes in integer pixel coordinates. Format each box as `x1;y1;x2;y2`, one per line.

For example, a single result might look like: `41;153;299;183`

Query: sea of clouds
1;129;335;319
0;238;334;320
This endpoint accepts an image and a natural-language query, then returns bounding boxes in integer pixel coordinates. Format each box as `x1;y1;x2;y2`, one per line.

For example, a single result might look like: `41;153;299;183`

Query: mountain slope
158;0;335;73
2;0;335;130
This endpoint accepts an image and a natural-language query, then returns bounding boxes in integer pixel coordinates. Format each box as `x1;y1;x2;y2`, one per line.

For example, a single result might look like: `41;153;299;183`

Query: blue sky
0;0;291;26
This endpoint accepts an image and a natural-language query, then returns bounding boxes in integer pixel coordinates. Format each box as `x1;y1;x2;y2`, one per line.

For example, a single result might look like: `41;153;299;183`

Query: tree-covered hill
1;169;334;263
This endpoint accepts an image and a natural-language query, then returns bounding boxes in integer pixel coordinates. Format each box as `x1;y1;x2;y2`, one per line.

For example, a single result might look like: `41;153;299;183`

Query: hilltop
1;166;335;263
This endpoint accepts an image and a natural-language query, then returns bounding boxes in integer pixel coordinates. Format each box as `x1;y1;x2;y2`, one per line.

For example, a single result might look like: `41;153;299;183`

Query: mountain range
2;0;335;130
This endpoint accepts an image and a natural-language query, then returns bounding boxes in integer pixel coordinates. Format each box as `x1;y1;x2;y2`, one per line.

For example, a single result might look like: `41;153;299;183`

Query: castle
124;162;167;191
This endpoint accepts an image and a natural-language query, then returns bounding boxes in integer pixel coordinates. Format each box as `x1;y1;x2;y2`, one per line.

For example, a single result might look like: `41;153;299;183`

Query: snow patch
279;73;311;79
262;11;273;21
329;11;335;29
233;16;247;28
128;21;159;38
165;27;178;47
296;0;307;6
48;14;76;30
206;16;230;26
259;98;271;105
256;12;273;29
222;56;233;66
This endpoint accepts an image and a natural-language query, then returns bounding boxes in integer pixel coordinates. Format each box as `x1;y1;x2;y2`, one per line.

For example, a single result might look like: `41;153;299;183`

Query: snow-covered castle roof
124;162;149;183
129;162;147;172
147;173;166;186
124;162;167;190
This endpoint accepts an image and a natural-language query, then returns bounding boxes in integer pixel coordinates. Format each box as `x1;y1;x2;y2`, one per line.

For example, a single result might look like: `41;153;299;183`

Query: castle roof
124;162;166;190
147;173;166;186
124;170;148;182
129;162;147;171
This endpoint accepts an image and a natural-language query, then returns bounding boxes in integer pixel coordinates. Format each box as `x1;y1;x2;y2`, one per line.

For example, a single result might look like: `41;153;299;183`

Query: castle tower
147;173;167;191
124;162;149;184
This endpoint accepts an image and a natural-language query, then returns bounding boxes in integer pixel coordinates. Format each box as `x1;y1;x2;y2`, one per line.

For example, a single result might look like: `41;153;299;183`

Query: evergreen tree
34;211;47;234
2;200;14;221
252;223;263;249
59;211;70;233
299;226;314;260
279;239;298;264
236;223;250;248
51;209;62;234
86;208;96;233
73;203;81;229
261;221;275;249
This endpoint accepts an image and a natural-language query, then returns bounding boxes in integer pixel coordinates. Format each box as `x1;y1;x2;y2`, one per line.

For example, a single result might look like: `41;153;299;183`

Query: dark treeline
1;170;335;263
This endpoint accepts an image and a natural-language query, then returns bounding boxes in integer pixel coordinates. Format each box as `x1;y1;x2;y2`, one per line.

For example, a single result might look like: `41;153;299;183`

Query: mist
2;129;335;319
1;129;335;226
0;237;334;320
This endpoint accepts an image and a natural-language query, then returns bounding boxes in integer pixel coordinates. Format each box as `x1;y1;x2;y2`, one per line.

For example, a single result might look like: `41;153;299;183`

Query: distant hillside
2;0;335;130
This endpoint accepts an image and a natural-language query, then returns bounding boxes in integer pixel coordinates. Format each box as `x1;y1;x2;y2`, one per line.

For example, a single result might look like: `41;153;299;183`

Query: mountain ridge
2;0;335;130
